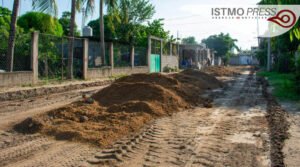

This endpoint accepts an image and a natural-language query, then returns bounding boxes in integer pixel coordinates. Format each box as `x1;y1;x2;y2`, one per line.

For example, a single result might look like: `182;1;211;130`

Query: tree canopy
182;36;197;44
202;33;238;57
88;0;172;47
59;11;80;36
17;12;63;36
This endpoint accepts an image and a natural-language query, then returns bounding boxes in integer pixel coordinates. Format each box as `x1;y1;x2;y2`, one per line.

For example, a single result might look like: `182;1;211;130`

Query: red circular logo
267;9;296;28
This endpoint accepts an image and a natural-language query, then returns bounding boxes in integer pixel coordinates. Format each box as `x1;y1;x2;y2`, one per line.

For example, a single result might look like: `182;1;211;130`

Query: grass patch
109;74;129;80
258;71;300;101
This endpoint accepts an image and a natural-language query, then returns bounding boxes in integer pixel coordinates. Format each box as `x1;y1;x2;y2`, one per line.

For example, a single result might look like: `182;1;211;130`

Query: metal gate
150;54;160;72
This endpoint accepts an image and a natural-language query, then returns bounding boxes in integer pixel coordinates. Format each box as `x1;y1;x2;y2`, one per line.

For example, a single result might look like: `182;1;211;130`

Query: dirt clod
80;116;89;122
85;98;95;104
14;117;44;134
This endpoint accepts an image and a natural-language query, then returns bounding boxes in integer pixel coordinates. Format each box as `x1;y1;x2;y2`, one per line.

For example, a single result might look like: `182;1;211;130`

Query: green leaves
32;0;58;17
17;12;63;36
202;33;238;58
182;37;197;44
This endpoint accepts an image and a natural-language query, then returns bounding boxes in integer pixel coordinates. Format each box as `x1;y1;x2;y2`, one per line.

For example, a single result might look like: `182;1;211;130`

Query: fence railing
38;33;84;80
0;33;31;72
88;40;110;68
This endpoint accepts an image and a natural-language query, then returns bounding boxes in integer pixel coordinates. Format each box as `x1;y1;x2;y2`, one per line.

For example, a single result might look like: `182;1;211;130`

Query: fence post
160;40;163;72
147;37;151;72
31;31;39;84
131;45;135;69
110;42;114;76
82;38;88;80
170;43;172;56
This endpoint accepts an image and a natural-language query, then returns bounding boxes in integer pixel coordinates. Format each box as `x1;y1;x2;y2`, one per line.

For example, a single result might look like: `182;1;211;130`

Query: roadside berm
14;68;232;148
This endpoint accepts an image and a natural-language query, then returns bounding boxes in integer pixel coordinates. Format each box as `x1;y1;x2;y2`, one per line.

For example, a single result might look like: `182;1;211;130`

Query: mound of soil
201;66;239;76
15;70;222;147
14;117;44;134
40;102;153;147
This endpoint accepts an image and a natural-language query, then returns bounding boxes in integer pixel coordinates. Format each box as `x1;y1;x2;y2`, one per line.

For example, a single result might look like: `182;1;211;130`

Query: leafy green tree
17;12;63;35
182;36;197;44
202;33;238;58
88;15;116;40
59;11;80;36
111;0;155;44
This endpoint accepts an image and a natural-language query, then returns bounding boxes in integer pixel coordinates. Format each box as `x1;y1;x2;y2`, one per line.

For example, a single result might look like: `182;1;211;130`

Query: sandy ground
0;67;272;166
281;102;300;167
0;85;108;130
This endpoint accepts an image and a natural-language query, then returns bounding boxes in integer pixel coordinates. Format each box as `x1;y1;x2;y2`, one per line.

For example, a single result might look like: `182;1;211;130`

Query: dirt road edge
260;76;290;167
0;79;114;101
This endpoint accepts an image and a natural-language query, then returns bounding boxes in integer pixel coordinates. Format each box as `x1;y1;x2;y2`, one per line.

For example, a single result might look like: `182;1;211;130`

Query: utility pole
267;37;271;71
177;30;179;43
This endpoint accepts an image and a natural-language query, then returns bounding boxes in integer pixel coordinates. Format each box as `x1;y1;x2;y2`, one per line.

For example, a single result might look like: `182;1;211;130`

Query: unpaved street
0;68;272;166
87;69;270;167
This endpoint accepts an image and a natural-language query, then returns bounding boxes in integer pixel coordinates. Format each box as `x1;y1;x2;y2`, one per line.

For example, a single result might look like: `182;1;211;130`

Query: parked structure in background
229;48;259;65
179;43;218;69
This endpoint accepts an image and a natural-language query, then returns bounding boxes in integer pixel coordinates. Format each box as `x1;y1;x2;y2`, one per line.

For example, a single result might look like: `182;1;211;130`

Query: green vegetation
182;36;197;45
59;11;80;36
256;0;300;102
88;0;173;47
163;65;178;73
109;74;129;79
202;33;238;65
258;71;300;101
17;12;63;35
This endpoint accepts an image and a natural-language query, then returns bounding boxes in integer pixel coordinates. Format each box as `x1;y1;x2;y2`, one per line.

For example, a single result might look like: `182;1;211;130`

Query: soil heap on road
15;69;224;147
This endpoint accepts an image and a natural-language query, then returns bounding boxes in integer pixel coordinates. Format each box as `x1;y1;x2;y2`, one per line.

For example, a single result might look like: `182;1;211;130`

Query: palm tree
66;0;77;79
7;0;20;72
66;0;94;79
34;0;95;79
100;0;118;66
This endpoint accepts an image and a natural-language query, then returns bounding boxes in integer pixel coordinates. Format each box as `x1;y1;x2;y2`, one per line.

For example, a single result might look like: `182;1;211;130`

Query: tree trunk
7;0;20;72
100;0;106;66
67;0;76;79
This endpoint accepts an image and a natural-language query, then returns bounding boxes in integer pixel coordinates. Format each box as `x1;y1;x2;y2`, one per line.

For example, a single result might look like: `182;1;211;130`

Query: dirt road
0;68;272;166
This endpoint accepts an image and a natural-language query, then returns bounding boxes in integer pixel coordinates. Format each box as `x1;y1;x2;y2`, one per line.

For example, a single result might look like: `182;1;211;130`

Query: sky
2;0;260;50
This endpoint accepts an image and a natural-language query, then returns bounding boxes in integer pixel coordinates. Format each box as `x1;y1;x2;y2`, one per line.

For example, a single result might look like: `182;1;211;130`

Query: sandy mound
14;117;44;134
201;66;239;76
15;70;223;147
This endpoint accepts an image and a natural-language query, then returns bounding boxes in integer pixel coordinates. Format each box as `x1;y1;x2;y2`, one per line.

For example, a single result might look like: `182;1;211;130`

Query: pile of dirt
201;66;239;76
261;77;290;167
14;117;44;134
15;70;223;147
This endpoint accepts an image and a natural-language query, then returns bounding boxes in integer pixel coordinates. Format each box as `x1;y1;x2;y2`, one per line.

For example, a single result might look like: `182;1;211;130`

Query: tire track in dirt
0;85;108;130
0;67;271;167
86;69;271;167
0;132;54;166
0;131;100;167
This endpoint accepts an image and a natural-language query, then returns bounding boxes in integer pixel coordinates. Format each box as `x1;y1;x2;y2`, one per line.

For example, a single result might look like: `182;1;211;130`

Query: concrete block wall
0;32;38;87
161;55;179;71
0;72;33;87
86;66;148;79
